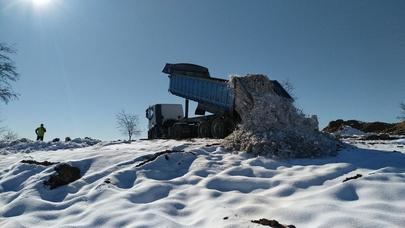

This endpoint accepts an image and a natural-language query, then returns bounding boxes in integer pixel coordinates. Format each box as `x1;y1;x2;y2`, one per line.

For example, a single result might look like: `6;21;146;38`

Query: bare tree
116;110;140;141
0;43;19;104
399;102;405;121
2;130;18;141
0;120;5;135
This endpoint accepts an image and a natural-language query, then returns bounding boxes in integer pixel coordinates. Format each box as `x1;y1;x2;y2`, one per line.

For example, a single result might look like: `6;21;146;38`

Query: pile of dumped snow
0;137;101;155
224;75;341;158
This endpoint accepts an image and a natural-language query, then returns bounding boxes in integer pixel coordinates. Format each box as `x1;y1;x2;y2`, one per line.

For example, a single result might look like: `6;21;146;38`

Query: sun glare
32;0;51;7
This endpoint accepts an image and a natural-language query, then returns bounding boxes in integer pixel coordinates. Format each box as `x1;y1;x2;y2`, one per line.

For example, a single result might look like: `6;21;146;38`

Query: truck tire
148;127;157;139
224;118;237;135
169;123;194;139
211;118;226;139
198;121;212;138
162;119;176;138
168;125;180;139
211;117;237;138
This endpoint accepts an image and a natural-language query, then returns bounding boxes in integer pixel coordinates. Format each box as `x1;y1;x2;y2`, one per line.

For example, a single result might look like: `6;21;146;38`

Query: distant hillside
323;119;405;135
384;121;405;135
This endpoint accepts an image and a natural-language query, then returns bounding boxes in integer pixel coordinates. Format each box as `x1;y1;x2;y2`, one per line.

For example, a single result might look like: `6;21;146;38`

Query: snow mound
224;75;341;158
0;139;404;227
0;137;101;155
334;125;366;137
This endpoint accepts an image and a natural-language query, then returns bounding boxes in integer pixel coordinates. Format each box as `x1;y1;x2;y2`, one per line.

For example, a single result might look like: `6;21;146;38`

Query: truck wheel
224;118;237;135
211;118;226;139
168;125;180;139
162;120;176;138
169;123;193;139
148;127;157;139
198;121;212;138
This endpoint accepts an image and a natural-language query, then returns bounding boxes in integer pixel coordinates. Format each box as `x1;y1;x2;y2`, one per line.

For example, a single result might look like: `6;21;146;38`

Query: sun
32;0;51;7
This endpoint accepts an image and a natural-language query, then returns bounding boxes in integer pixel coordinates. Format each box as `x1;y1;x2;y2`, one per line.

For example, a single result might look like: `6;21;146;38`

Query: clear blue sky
0;0;404;140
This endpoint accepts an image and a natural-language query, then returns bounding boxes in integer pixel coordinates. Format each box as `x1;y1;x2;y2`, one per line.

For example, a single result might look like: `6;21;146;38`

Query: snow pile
224;75;341;158
334;125;366;137
0;137;101;154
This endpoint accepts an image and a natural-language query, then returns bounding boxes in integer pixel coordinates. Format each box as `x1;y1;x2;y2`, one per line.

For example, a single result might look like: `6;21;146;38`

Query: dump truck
146;63;293;139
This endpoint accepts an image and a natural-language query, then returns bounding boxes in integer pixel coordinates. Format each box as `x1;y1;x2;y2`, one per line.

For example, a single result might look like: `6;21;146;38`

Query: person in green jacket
35;124;47;141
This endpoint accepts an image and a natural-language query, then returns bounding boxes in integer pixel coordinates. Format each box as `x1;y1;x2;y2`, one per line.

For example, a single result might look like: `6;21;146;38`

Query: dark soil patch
135;150;185;167
205;143;221;147
362;134;398;140
251;218;296;228
21;160;58;166
44;164;81;189
343;174;362;183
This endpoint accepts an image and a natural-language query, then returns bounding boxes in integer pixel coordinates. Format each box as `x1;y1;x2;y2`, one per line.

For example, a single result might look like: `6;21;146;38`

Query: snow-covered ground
333;126;366;137
343;137;405;152
0;138;101;155
1;138;405;227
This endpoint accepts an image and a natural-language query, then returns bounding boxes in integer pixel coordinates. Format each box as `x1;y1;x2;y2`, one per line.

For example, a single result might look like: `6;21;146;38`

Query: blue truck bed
168;74;235;114
163;63;293;116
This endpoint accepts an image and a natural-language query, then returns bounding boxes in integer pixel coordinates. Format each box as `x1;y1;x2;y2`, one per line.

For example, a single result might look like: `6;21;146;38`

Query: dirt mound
362;122;395;132
323;120;405;135
44;164;81;189
223;75;341;158
383;121;405;135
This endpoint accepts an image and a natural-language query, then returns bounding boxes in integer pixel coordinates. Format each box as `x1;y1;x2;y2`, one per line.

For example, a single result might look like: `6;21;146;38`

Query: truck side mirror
145;108;154;120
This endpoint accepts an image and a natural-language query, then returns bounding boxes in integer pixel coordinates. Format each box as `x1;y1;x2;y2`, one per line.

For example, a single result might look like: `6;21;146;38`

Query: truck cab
146;104;184;138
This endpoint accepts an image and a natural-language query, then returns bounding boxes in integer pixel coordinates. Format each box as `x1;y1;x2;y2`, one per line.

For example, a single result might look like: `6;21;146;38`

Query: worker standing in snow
35;124;47;141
